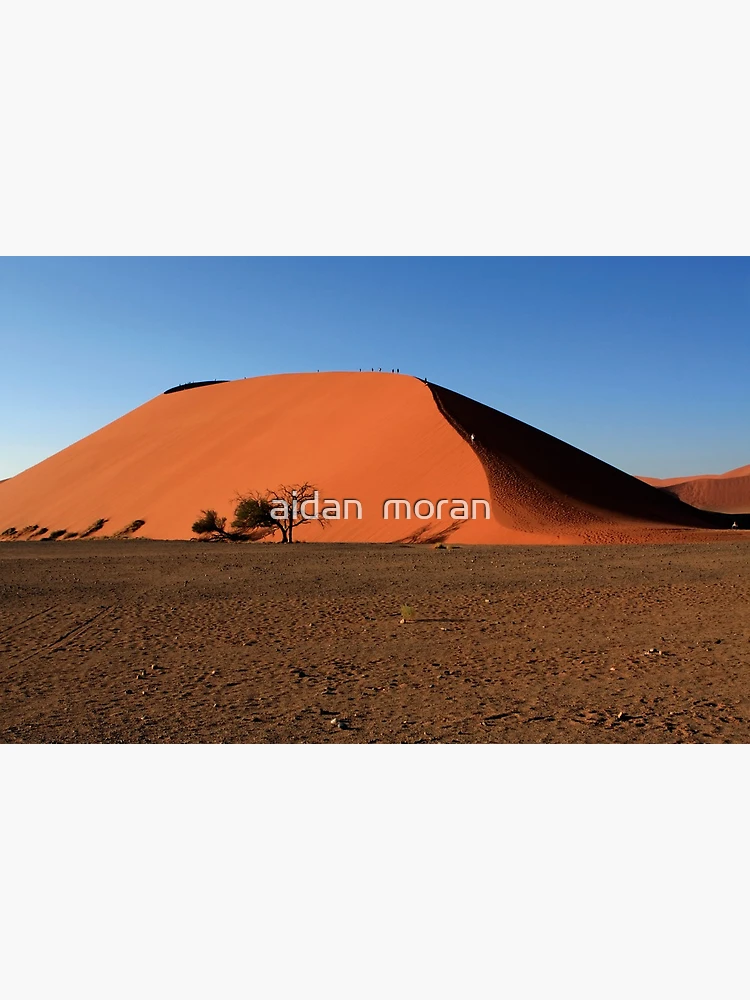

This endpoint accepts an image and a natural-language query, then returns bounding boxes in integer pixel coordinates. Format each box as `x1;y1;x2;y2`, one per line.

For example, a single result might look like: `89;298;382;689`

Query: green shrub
232;496;278;534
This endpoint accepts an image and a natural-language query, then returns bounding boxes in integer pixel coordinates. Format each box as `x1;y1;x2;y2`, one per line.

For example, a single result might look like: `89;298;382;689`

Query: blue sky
1;257;747;480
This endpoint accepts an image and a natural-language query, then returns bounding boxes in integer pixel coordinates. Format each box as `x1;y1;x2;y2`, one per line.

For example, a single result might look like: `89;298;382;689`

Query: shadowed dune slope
0;373;746;543
428;384;747;540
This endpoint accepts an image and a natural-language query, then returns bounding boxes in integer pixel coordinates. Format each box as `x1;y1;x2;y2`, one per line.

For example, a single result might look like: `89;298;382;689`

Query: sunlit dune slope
0;373;746;543
0;374;508;542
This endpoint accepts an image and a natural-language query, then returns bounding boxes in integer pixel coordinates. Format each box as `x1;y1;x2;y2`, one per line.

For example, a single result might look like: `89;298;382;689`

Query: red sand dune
638;465;750;513
639;464;750;488
0;373;746;544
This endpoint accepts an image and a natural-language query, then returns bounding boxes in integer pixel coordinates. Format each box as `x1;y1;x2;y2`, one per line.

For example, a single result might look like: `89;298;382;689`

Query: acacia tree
231;493;279;539
233;483;325;543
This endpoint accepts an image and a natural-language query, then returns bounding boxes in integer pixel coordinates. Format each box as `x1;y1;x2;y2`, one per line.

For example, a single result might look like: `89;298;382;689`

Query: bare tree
233;483;325;543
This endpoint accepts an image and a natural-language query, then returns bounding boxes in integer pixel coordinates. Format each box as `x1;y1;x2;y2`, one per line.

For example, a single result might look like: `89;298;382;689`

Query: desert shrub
80;518;108;538
31;527;49;537
400;604;416;622
19;525;39;536
1;527;17;537
232;495;278;535
47;529;66;540
62;532;79;540
192;509;227;536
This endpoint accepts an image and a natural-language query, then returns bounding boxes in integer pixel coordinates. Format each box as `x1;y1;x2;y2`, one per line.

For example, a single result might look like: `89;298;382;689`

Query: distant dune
640;464;750;488
638;465;750;514
0;373;747;543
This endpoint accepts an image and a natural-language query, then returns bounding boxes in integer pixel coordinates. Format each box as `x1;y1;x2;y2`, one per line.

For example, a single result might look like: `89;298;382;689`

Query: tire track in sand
3;606;114;667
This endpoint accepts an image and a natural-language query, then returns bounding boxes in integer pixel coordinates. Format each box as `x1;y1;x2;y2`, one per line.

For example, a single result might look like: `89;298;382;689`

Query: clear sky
1;257;747;481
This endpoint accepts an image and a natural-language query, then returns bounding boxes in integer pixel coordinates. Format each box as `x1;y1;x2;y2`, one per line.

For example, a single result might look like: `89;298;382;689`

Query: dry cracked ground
1;540;749;743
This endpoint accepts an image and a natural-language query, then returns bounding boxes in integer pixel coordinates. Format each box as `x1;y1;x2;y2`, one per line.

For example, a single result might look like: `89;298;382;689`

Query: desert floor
1;540;749;743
